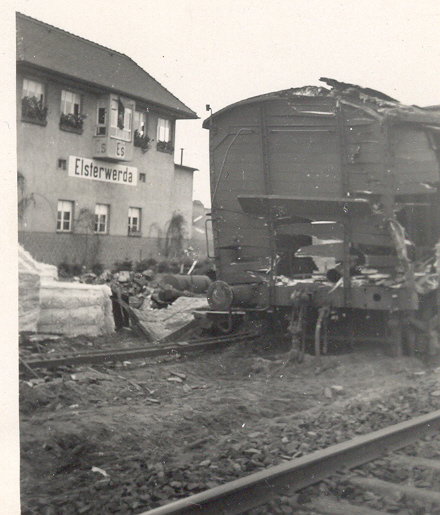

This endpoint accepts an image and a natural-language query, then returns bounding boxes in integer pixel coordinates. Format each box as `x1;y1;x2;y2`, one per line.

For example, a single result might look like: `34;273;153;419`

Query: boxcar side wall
209;94;440;288
265;97;342;197
209;103;270;284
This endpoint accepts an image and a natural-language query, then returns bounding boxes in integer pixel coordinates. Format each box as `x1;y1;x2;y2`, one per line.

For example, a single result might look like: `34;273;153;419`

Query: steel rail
141;410;440;515
20;331;260;370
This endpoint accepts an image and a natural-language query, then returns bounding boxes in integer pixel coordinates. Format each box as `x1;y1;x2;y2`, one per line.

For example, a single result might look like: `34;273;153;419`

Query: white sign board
68;156;138;186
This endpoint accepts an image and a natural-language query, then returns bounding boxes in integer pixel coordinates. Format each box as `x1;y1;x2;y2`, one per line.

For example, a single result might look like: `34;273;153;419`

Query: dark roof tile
16;12;197;119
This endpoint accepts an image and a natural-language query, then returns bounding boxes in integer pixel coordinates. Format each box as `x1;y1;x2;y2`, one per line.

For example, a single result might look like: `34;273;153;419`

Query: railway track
19;330;260;371
141;410;440;515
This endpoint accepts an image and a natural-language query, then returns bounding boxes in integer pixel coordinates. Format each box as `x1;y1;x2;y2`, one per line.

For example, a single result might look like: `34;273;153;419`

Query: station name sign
68;156;137;186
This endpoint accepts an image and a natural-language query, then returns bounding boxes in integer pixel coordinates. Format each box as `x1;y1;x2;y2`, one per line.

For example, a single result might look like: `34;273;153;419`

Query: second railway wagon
199;78;440;358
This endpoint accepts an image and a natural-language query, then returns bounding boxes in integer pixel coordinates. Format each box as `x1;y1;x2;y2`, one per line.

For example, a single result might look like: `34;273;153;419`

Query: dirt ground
20;327;440;514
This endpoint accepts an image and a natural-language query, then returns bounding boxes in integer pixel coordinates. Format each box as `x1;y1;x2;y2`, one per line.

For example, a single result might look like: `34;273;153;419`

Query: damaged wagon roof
203;78;440;128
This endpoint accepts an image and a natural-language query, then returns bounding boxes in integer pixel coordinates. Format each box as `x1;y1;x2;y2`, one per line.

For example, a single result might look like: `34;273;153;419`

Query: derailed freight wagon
198;78;440;359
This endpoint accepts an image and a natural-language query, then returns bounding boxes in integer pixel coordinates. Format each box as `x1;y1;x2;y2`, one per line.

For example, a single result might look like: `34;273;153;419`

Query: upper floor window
56;200;74;232
23;78;44;100
110;98;132;141
157;118;174;153
134;111;148;136
21;78;47;125
128;207;141;235
134;111;151;152
157;118;172;142
96;98;107;136
61;90;81;115
94;204;109;234
60;90;85;132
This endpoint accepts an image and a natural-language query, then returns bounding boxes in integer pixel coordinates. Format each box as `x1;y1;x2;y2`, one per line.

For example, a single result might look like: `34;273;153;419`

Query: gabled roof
16;12;197;120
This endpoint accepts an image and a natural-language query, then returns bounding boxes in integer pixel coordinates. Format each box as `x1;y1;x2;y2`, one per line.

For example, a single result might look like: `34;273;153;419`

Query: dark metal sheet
237;195;372;220
296;242;344;259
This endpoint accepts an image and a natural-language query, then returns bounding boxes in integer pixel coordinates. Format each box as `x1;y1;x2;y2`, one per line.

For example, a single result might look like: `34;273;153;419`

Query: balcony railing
21;96;48;126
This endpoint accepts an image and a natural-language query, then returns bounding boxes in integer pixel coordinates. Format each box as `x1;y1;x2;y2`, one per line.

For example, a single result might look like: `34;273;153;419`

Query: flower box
134;130;151;153
156;140;174;153
59;113;86;133
21;96;48;125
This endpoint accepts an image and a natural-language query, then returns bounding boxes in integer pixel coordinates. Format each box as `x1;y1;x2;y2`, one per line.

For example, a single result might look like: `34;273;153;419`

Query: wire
211;128;253;205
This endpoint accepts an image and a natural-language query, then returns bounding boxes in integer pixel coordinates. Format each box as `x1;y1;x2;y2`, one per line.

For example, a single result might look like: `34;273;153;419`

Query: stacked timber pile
19;246;114;337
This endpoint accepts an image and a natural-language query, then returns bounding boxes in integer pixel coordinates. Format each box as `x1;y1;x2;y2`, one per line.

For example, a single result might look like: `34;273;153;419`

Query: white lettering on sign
68;156;137;186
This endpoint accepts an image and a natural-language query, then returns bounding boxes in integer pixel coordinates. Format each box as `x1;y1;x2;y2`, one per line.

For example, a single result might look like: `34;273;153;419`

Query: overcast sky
10;0;440;206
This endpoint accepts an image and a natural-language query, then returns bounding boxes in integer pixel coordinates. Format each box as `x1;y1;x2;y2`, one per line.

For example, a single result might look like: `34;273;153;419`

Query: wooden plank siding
209;103;270;282
208;93;440;285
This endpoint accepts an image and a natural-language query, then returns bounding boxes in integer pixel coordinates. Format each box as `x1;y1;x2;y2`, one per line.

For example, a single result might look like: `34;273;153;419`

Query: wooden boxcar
200;79;440;357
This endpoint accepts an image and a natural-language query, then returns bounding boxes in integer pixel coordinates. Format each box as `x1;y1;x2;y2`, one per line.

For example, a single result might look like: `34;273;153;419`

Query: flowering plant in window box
59;112;86;133
156;140;174;153
134;130;151;153
21;96;48;124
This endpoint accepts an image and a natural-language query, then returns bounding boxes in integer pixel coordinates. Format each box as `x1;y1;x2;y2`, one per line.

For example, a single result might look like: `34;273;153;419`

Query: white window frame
56;200;74;232
94;204;109;234
110;98;132;141
128;207;141;234
157;117;172;142
96;98;107;136
61;90;81;115
134;111;148;137
22;78;44;101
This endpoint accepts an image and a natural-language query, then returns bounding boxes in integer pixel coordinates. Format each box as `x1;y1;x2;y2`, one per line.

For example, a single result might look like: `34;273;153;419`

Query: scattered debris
91;466;109;478
167;376;183;383
331;385;345;395
170;371;187;380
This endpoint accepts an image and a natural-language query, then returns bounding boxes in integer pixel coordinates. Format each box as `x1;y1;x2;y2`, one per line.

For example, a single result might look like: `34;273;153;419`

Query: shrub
57;261;82;278
112;259;133;272
134;258;157;273
91;262;104;276
157;260;172;273
58;261;71;278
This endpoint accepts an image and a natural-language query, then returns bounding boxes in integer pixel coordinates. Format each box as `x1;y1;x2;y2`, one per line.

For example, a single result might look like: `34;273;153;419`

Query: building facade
17;13;198;269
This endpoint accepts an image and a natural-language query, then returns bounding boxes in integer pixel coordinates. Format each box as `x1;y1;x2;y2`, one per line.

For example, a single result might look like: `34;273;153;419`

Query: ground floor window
94;204;109;234
57;200;74;232
128;207;141;234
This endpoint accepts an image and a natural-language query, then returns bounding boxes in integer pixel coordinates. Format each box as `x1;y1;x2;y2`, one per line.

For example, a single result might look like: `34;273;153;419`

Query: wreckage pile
19;246;213;340
75;268;213;341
